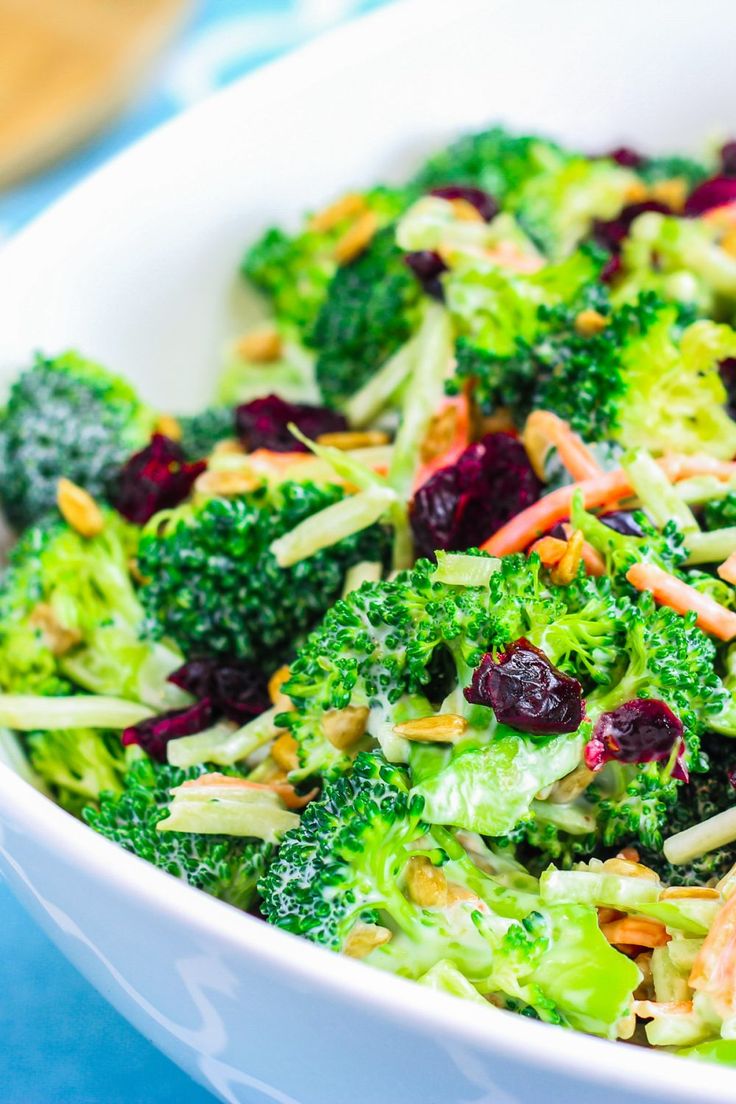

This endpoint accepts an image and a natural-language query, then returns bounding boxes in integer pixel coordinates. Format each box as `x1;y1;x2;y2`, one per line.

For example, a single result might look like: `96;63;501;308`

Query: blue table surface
0;2;389;1101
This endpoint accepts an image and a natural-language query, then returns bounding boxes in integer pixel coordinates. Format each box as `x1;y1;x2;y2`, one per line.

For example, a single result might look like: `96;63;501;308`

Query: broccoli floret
0;352;155;530
284;555;621;780
446;245;605;378
705;493;736;531
85;759;272;909
0;511;182;707
241;188;408;339
178;406;235;460
412;127;567;201
310;225;423;405
613;211;736;316
261;751;638;1034
638;155;709;188
27;727;126;815
138;482;390;667
414;127;638;259
459;291;736;454
260;751;524;969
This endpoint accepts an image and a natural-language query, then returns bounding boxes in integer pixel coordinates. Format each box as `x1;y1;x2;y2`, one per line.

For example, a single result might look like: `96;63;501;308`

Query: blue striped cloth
0;3;390;1101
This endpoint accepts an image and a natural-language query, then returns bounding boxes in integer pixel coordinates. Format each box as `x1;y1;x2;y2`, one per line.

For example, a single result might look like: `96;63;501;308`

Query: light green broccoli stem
540;867;660;911
270;485;396;567
623;450;699;533
433;552;501;587
685;528;736;565
160;776;299;842
342;561;383;597
0;727;50;794
344;335;418;428
388;302;453;500
0;695;152;730
674;476;736;506
167;705;283;769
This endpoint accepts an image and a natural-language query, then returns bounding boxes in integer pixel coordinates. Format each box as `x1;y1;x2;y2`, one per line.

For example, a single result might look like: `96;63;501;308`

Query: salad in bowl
4;125;736;1065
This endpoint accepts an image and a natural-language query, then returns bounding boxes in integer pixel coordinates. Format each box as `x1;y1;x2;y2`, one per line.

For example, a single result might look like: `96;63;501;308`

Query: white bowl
0;2;734;1100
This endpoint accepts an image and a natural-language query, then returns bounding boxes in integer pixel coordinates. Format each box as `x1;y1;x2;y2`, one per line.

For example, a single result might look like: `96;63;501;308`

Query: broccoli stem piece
166;706;283;770
684;528;736;565
344;335;418;428
0;694;152;730
270;485;396;567
160;775;300;841
623;450;699;533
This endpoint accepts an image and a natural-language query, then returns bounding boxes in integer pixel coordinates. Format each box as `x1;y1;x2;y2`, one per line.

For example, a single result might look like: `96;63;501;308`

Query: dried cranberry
727;765;736;791
410;433;540;559
606;147;645;169
429;186;498;222
122;698;217;762
464;638;585;735
168;656;269;723
584;699;687;781
721;142;736;178
600;510;644;538
235;395;346;453
720;358;736;418
112;434;206;525
592;201;671;255
404;250;447;300
601;253;622;283
684;176;736;217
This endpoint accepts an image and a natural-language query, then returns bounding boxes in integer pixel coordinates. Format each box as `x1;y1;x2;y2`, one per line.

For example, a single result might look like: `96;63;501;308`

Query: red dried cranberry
721;142;736;178
429;186;498;222
607;147;645;169
464;638;585;735
601;253;622;283
122;698;217;762
404;251;447;300
112;435;206;525
728;766;736;790
168;656;269;723
235;395;346;452
720;358;736;418
410;433;540;559
684;176;736;217
600;510;644;538
592;201;671;255
584;699;687;781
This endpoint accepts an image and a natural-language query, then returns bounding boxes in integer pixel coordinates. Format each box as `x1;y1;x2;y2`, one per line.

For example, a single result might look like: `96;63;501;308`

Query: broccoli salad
6;127;736;1062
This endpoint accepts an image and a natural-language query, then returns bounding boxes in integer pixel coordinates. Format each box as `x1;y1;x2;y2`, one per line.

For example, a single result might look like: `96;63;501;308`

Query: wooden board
0;0;190;188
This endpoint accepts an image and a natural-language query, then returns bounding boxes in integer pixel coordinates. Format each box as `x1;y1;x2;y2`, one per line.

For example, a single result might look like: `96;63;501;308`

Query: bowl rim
0;0;731;1097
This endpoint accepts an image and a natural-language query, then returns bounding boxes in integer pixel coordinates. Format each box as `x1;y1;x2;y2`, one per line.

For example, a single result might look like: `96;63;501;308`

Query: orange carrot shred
523;411;603;482
626;562;736;641
718;551;736;585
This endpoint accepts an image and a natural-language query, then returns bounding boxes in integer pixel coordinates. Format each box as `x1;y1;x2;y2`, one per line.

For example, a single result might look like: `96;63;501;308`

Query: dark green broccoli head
705;493;736;532
310;225;423;405
241;187;408;339
85;758;272;909
454;289;657;437
178;406;235;460
260;752;423;948
0;352;155;530
411;127;566;200
138;481;390;666
638;155;709;188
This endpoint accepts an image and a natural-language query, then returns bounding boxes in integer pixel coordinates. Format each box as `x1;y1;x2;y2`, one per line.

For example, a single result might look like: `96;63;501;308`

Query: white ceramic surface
0;2;735;1101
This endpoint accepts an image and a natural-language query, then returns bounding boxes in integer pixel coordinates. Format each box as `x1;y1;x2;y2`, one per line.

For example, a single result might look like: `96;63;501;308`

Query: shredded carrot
528;535;567;566
178;772;318;811
718;551;736;585
600;916;671;948
523;411;603;482
633;1000;693;1019
413;393;471;491
658;453;736;482
482;468;632;556
484;242;545;274
689;892;736;1020
626;562;736;641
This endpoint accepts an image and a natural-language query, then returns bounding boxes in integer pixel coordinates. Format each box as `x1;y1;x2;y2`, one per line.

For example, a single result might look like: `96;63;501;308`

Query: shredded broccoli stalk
0;694;152;730
161;776;300;841
623;450;699;534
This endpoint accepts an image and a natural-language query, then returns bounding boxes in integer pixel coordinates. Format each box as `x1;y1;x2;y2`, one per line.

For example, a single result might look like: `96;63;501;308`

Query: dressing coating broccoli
0;352;155;530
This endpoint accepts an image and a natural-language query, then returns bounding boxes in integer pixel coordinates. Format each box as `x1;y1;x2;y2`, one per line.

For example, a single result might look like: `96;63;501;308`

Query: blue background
0;2;389;1101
